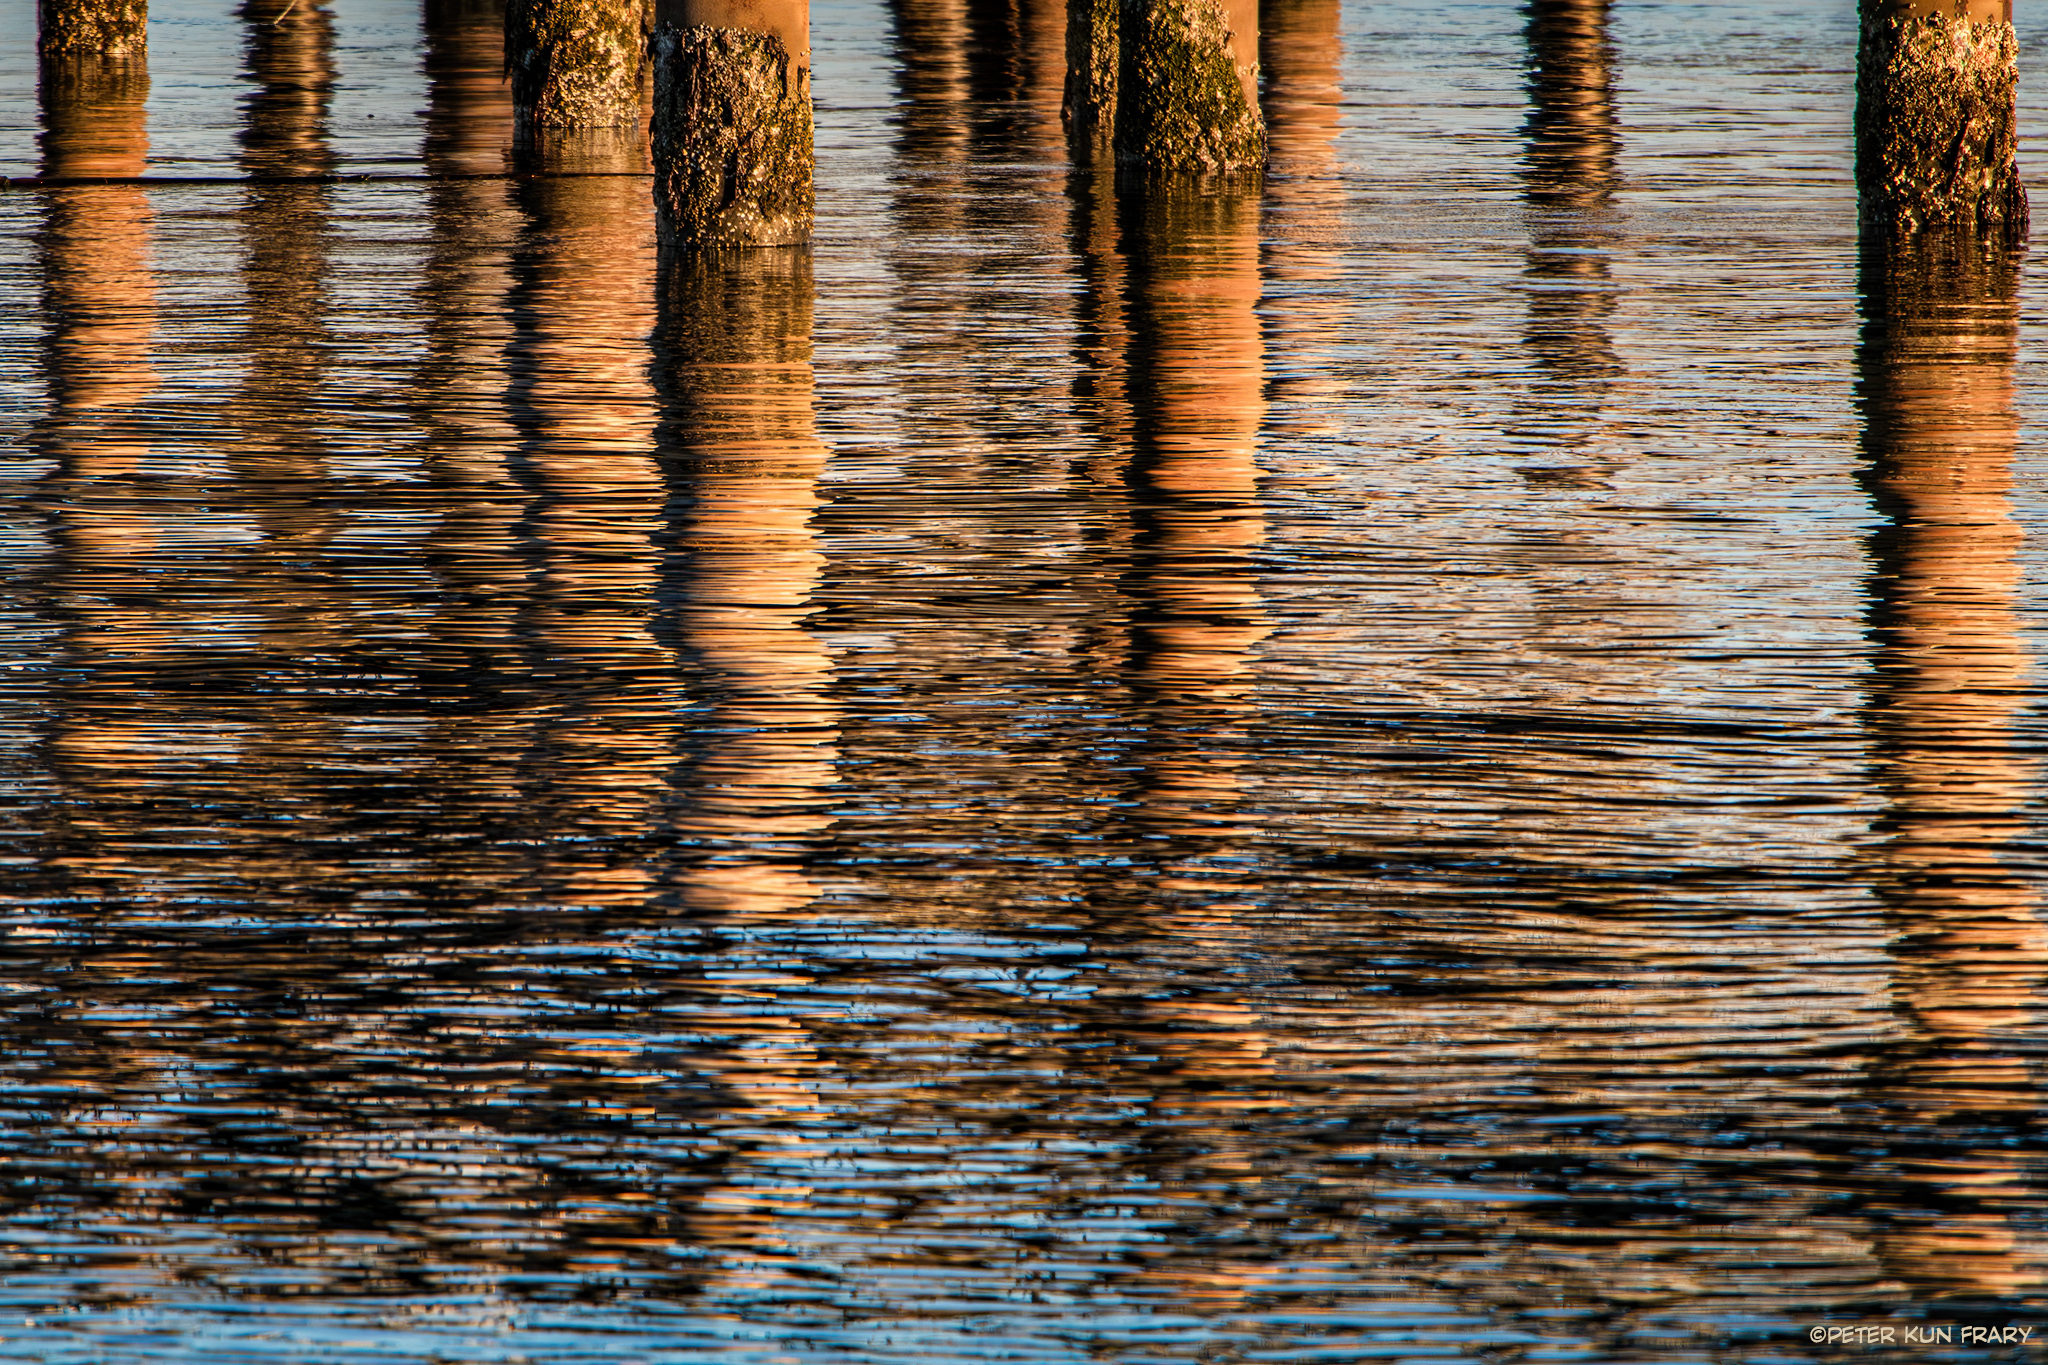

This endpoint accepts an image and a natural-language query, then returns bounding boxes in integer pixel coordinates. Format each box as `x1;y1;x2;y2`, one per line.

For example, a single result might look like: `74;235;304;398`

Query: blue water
1;0;2047;1357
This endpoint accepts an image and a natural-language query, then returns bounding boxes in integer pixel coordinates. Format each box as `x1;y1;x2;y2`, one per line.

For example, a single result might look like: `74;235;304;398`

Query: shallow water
3;0;2048;1359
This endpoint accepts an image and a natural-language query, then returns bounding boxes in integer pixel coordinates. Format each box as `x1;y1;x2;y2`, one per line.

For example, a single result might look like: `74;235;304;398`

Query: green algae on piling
1114;0;1264;173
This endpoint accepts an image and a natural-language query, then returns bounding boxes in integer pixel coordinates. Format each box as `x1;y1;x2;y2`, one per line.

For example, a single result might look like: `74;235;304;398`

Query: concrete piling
1112;0;1263;173
38;0;146;56
650;0;813;246
504;0;648;129
1857;0;2026;233
1065;0;1118;148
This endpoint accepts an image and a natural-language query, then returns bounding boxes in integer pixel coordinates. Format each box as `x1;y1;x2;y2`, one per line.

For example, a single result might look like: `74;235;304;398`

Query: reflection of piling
1112;0;1264;172
651;249;835;917
502;164;667;903
424;0;517;176
892;0;972;168
977;0;1069;157
1086;179;1273;1219
1521;0;1622;389
1856;226;2047;1301
1856;0;2025;233
650;0;813;246
39;52;149;176
1069;160;1132;465
1258;0;1338;174
1258;0;1345;425
504;0;648;129
239;0;336;179
416;0;526;697
234;0;336;559
1522;0;1615;210
1120;181;1266;733
38;0;145;55
34;50;155;558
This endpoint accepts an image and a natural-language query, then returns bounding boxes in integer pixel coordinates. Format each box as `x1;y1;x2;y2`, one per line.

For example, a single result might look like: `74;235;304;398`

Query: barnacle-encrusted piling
1113;0;1263;172
38;0;146;55
1065;0;1118;149
504;0;648;128
650;0;813;247
1857;0;2026;233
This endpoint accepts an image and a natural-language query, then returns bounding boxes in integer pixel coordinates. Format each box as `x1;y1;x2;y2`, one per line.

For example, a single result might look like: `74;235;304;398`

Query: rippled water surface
4;0;2048;1358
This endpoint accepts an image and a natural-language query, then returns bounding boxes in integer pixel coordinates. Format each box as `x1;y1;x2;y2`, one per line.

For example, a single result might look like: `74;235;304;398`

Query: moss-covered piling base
1064;0;1118;150
39;0;147;55
1857;5;2027;233
1113;0;1263;173
651;24;814;248
505;0;646;128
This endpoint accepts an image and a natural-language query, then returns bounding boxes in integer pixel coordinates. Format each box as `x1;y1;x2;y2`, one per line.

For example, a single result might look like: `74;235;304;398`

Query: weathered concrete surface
505;0;648;128
1857;0;2026;233
1064;0;1117;147
39;0;146;55
651;24;813;246
1113;0;1263;172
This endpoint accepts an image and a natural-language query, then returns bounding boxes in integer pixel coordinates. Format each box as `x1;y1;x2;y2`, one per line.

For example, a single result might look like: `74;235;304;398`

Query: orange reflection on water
1259;0;1347;444
654;248;837;919
1521;0;1622;443
238;0;337;180
423;0;518;179
508;163;669;904
36;54;156;544
1122;183;1267;713
35;52;162;885
647;248;836;1291
1110;183;1274;1286
1859;228;2048;1301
